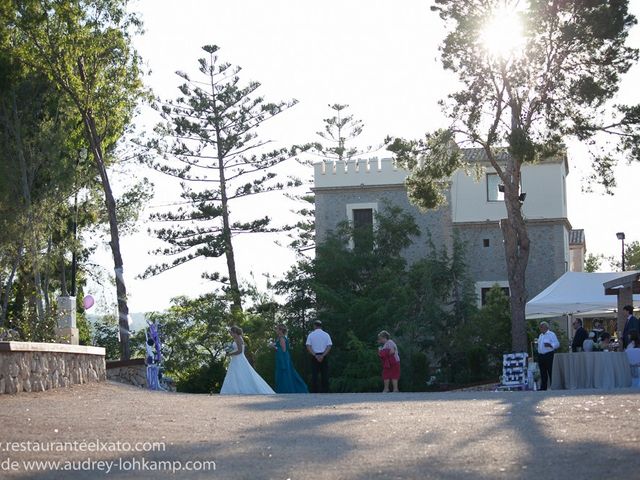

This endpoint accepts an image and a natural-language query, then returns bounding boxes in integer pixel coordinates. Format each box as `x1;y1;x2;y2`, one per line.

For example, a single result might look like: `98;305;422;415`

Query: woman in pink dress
377;330;400;392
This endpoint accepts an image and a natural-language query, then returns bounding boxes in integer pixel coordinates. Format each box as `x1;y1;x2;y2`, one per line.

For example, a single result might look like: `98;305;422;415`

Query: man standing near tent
537;321;560;390
571;318;589;352
622;305;639;349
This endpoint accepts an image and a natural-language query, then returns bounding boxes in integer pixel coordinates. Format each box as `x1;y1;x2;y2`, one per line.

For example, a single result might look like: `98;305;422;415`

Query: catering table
551;352;632;390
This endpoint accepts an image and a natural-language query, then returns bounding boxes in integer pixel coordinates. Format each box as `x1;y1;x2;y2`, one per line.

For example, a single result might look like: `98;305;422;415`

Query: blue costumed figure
145;318;163;390
273;325;308;394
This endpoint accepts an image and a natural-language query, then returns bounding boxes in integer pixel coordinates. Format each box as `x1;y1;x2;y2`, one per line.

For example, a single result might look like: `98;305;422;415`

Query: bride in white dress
220;326;275;395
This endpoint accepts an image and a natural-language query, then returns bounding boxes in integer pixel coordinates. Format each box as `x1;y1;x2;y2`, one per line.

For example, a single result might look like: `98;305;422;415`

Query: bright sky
89;0;640;315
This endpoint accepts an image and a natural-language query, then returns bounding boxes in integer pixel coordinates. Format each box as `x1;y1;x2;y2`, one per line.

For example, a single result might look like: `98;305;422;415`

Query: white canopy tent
525;271;640;319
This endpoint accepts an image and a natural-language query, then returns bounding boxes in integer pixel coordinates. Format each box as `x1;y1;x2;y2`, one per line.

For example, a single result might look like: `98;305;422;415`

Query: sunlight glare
479;6;525;59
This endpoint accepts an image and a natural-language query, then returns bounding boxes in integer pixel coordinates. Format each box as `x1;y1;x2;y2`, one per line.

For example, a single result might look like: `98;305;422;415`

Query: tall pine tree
145;45;303;311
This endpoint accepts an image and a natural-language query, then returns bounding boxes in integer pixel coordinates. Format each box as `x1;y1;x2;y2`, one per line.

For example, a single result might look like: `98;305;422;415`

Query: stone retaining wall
106;359;176;392
0;342;106;394
107;358;176;392
106;358;148;388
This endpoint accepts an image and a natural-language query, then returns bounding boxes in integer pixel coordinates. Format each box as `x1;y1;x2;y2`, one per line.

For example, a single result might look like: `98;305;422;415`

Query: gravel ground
1;381;639;479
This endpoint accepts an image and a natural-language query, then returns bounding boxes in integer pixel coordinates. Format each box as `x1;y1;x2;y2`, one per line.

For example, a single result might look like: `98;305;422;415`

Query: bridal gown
220;341;275;395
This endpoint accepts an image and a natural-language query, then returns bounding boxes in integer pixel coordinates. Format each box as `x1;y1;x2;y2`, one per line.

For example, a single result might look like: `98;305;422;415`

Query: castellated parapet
314;157;408;189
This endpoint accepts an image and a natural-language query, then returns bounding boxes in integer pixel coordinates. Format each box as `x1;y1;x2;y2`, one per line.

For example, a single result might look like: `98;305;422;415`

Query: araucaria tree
145;45;302;311
314;103;367;163
389;0;639;351
287;104;369;252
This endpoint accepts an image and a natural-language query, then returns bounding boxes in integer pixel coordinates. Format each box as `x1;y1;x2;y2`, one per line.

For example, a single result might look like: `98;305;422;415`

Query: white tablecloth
551;352;632;390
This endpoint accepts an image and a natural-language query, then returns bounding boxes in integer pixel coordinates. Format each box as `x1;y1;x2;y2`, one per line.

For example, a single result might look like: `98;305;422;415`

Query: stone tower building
313;149;585;305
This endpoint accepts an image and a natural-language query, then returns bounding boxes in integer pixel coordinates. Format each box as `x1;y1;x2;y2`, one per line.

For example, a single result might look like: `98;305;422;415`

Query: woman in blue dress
273;325;308;393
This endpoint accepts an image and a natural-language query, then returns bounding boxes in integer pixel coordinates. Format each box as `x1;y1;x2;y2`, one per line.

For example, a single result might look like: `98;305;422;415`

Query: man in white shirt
306;320;332;393
537;321;560;390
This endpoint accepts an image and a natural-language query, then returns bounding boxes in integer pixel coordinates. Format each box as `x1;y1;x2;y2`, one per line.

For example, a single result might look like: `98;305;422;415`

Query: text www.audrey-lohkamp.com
1;456;217;474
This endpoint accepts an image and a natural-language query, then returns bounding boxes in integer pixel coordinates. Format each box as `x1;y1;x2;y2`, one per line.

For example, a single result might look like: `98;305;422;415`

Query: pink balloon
83;295;95;310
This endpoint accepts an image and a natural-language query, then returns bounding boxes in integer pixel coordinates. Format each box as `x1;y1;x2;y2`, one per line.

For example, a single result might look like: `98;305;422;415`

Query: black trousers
310;355;329;393
538;351;554;391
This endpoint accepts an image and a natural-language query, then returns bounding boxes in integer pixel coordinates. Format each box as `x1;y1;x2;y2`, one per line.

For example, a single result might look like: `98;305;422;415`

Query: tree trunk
43;237;52;317
60;253;68;297
76;59;130;359
70;187;79;297
501;218;530;352
210;75;242;312
8;92;46;325
218;158;242;312
82;109;130;360
0;245;22;326
500;157;530;353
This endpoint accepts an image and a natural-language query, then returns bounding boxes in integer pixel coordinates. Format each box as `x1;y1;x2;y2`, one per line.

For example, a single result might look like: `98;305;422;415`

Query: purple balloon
83;295;95;310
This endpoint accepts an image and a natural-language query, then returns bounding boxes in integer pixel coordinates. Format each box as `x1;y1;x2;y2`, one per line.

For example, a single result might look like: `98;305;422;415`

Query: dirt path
1;381;639;479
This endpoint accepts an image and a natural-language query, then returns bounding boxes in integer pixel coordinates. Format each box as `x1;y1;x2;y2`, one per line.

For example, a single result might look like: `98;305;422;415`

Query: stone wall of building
314;185;454;264
454;220;570;301
526;221;570;296
0;342;105;394
314;157;573;308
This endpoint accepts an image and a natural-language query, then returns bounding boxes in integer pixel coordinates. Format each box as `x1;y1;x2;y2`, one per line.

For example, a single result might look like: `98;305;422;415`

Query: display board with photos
501;352;528;389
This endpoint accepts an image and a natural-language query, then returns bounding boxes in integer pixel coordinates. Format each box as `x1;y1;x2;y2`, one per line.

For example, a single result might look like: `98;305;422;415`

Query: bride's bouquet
224;342;236;354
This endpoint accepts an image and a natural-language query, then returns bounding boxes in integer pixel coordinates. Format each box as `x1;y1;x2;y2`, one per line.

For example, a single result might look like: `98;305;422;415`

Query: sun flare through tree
478;3;526;59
